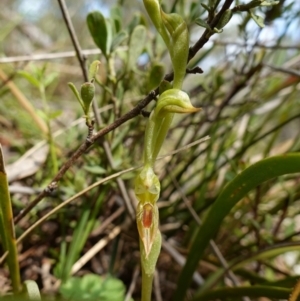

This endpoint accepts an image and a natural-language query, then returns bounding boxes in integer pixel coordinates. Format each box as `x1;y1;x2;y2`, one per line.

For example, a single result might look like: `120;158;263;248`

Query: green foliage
0;146;21;292
59;274;129;301
87;12;109;57
175;154;300;300
127;25;147;71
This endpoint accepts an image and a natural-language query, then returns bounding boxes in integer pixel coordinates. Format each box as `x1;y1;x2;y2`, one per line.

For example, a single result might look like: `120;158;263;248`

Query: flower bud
156;89;201;116
80;82;95;114
88;60;101;82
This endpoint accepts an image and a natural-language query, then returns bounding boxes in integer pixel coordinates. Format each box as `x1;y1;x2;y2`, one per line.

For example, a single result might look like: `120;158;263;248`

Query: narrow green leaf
127;25;147;71
195;18;211;30
147;63;165;91
0;146;21;292
83;165;107;175
87;11;108;56
80;82;95;114
17;70;40;89
249;10;265;28
111;30;128;52
216;9;233;29
174;153;300;301
48;110;62;120
197;243;300;294
88;60;100;82
43;72;58;88
200;3;211;12
193;285;292;301
110;6;122;33
68;82;85;112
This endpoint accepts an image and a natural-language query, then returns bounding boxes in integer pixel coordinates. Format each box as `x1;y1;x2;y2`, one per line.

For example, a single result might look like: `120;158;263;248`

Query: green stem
0;146;21;293
141;268;154;301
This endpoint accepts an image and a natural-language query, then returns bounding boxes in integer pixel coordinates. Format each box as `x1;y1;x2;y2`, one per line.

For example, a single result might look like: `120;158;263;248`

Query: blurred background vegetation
0;0;300;300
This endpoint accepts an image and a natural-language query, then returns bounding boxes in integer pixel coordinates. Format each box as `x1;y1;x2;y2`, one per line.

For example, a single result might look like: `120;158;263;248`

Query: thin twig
57;0;88;81
189;0;235;60
161;239;204;285
14;91;157;223
0;49;101;64
264;63;300;78
57;0;136;219
125;265;140;301
213;40;300;50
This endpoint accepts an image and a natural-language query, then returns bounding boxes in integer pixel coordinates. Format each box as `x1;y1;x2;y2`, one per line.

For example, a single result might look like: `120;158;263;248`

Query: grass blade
0;145;21;292
174;153;300;301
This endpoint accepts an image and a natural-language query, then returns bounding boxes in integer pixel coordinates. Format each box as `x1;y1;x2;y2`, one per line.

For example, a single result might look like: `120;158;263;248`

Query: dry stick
71;223;124;275
14;0;229;224
125;265;140;301
264;63;300;78
57;0;135;218
0;49;101;64
167;167;251;301
213;40;300;51
161;239;204;285
57;0;88;81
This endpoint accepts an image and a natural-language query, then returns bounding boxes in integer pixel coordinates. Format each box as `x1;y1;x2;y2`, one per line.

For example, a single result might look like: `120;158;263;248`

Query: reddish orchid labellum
142;203;153;228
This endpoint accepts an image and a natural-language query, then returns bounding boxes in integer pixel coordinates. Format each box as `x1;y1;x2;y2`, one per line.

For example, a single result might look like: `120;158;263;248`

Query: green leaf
249;10;265;28
189;2;201;21
147;63;165;91
87;11;108;56
127;25;147;71
80;82;95;113
110;6;122;33
68;82;85;112
0;146;21;292
193;285;292;301
59;274;126;301
17;70;40;89
195;18;211;30
43;72;58;88
127;13;147;34
200;3;211;12
216;9;233;29
48;110;62;120
88;60;100;82
83;165;106;175
111;30;128;52
174;153;300;301
197;243;300;294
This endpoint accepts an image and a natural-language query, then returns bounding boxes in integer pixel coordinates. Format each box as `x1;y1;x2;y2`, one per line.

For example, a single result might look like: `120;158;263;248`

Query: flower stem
142;268;154;301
